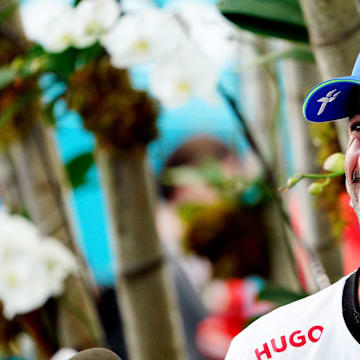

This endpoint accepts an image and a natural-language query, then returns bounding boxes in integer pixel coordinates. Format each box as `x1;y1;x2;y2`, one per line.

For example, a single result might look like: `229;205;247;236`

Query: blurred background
0;0;359;359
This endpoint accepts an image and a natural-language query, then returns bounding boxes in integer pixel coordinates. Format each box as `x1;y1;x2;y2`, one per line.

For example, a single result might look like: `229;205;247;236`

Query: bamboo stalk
97;147;187;360
0;0;104;352
238;36;301;291
0;149;24;213
7;122;104;350
282;53;342;285
299;0;360;151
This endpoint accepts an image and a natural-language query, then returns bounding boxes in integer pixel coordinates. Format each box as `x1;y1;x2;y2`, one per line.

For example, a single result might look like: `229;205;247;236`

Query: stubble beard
349;185;360;226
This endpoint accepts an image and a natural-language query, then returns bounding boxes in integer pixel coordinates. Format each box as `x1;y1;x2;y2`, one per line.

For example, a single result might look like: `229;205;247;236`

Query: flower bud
308;182;324;195
286;174;301;189
323;152;345;173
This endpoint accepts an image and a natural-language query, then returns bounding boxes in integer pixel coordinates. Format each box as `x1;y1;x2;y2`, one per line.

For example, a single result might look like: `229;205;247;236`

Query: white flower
0;210;77;319
51;348;78;360
149;44;219;108
167;1;241;67
40;238;78;296
20;0;68;42
0;212;40;263
72;0;121;48
0;257;51;319
20;0;75;53
102;8;186;68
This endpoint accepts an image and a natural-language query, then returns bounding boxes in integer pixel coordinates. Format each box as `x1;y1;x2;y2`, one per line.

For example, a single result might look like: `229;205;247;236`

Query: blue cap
303;54;360;122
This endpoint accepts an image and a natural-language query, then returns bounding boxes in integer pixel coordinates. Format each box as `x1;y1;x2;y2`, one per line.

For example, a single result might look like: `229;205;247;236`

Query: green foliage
0;67;17;90
47;48;83;81
246;283;307;326
258;283;307;307
45;43;104;80
8;43;105;84
65;152;95;188
43;100;57;126
218;0;309;43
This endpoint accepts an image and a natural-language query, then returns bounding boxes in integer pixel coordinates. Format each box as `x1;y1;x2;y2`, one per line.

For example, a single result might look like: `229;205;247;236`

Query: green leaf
76;42;104;66
43;100;57;126
258;284;307;307
0;67;17;90
46;48;80;80
218;0;309;43
65;152;95;188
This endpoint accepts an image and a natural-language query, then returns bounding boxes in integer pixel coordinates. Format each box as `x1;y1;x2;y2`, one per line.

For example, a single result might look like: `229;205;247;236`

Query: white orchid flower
72;0;121;48
167;0;241;67
40;238;78;296
149;44;219;108
0;210;77;319
102;8;186;68
20;0;75;53
0;258;51;319
39;8;76;53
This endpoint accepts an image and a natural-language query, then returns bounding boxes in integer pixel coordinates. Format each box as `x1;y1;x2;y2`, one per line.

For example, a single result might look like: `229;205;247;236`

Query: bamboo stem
97;147;187;360
8;122;104;349
0;149;25;213
0;0;104;351
299;0;360;151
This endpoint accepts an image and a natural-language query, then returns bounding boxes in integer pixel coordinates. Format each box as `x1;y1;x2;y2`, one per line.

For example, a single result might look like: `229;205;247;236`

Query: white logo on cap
316;89;341;115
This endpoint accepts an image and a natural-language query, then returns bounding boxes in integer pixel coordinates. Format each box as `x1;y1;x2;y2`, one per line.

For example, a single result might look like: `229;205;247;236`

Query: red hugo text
254;325;324;360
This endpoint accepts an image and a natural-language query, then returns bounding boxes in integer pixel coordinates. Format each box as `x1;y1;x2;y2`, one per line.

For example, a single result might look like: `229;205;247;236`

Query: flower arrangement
17;0;238;108
0;1;241;358
0;210;77;357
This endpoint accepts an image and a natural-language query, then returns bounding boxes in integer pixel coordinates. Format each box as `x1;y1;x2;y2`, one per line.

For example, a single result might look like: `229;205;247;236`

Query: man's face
346;114;360;221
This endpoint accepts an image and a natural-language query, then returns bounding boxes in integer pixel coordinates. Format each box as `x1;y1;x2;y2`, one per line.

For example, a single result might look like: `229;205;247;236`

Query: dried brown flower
67;58;159;152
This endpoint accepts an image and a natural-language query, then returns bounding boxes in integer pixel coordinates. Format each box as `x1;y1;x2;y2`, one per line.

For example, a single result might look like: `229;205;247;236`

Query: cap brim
303;76;360;122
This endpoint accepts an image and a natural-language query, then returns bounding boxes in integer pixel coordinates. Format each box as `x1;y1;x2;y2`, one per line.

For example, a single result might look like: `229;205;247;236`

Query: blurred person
225;54;360;360
157;135;251;290
156;136;244;359
158;135;272;280
156;136;274;359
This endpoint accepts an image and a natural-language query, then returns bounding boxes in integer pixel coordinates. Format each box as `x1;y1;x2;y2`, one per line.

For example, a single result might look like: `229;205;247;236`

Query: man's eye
350;122;360;132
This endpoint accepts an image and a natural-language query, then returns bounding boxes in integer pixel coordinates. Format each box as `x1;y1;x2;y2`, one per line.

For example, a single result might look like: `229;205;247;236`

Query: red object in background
339;192;360;274
196;313;244;360
195;278;273;360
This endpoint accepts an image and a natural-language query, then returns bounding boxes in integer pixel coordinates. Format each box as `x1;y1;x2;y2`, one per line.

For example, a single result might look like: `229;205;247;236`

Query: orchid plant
284;152;345;195
0;209;77;357
14;0;239;109
0;0;241;357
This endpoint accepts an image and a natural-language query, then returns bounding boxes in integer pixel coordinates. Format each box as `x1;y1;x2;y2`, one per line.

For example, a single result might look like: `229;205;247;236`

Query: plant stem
298;171;344;180
219;85;330;290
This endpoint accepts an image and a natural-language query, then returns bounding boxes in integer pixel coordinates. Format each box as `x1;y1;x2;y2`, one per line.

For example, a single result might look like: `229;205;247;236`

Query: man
224;54;360;360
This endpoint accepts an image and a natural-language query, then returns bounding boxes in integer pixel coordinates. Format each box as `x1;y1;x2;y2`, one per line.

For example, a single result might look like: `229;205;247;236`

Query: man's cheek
345;139;359;178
